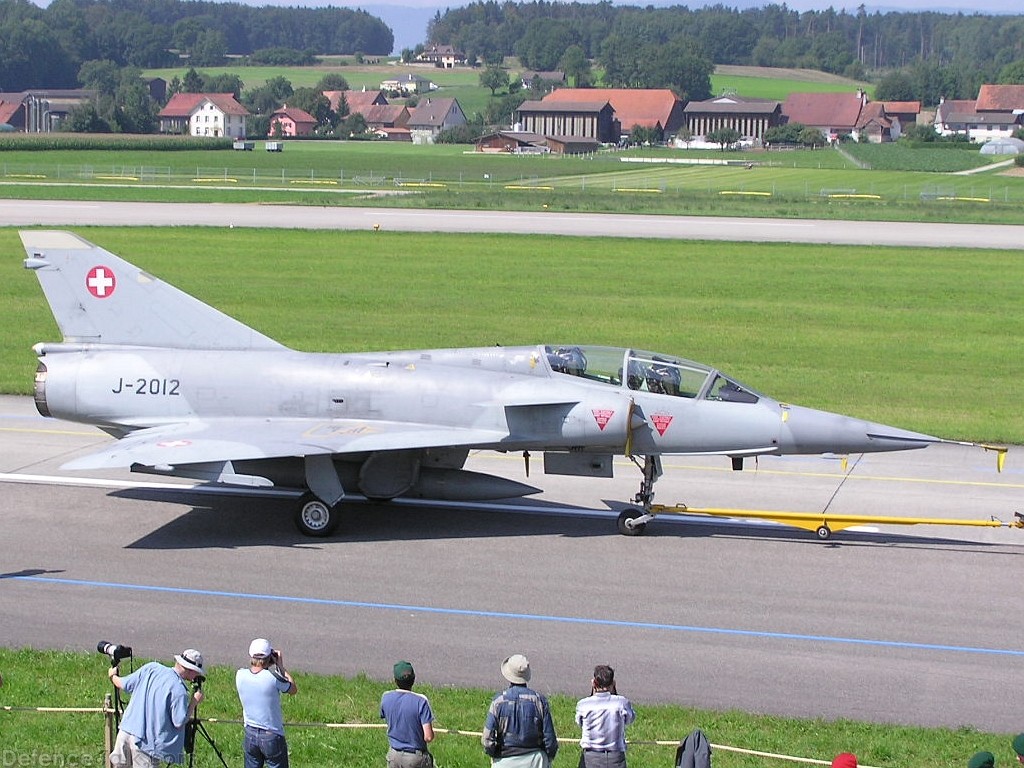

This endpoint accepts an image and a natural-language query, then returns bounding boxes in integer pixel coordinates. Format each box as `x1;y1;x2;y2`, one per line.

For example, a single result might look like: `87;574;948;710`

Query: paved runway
2;395;1022;731
3;198;1024;248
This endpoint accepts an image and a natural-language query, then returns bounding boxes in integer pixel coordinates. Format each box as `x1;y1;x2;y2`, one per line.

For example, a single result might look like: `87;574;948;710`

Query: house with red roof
269;105;317;137
324;89;387;116
541;88;684;139
935;87;1024;141
781;91;869;142
158;93;249;138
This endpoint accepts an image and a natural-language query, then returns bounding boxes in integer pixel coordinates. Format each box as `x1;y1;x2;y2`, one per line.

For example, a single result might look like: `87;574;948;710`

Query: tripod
185;682;230;768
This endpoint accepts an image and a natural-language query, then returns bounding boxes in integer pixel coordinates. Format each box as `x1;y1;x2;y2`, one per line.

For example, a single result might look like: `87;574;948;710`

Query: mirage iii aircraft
23;230;949;537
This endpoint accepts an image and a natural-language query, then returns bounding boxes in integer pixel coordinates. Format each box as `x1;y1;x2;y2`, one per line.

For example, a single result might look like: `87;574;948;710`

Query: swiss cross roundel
86;266;116;298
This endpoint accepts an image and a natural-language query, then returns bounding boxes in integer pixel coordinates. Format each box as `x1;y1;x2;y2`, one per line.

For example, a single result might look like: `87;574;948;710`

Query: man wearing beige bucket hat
481;654;558;767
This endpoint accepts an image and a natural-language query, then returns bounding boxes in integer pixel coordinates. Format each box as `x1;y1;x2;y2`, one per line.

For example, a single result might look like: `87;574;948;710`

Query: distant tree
289;87;335;128
799;126;826;147
78;60;120;96
436;123;481;143
516;18;577;71
249;47;316;66
112;75;157;133
247;113;270;139
265;76;294;103
707;127;740;150
203;73;243;99
675;126;693;148
642;40;713;101
66;102;110;133
998;60;1024;85
190;29;227;67
401;47;414;63
479;66;509;96
560;45;592;88
902;122;938;142
315;73;349;92
182;67;204;93
874;71;916;102
340;111;368;136
484;91;527;126
764;122;806;145
628;125;661;145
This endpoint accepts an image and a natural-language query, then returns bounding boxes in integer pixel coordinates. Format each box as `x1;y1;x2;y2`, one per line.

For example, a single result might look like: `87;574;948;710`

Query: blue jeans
243;726;289;768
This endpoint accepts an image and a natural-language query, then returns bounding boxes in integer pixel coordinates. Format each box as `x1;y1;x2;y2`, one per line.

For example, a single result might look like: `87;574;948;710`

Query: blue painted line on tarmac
12;574;1024;658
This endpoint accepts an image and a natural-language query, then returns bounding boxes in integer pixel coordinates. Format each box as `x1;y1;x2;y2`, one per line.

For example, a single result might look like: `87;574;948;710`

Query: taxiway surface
2;199;1024;248
2;395;1022;731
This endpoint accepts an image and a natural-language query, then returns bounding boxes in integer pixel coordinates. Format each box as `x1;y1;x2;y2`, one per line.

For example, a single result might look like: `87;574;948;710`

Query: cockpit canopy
544;345;761;404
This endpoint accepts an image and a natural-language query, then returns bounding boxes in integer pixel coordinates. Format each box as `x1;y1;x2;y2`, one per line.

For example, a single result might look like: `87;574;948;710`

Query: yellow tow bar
649;504;1024;540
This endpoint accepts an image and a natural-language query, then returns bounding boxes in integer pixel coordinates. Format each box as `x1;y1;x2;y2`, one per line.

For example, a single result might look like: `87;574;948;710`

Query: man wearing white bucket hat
482;654;558;768
108;647;206;767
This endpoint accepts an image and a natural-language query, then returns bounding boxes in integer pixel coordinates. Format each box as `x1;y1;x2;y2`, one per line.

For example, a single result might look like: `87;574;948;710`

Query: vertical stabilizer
21;230;286;350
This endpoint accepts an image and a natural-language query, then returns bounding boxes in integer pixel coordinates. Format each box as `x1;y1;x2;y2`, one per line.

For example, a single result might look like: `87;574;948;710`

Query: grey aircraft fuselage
22;230;941;537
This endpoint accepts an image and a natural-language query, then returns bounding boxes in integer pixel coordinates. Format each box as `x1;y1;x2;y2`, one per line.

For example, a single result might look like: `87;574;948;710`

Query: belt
584;748;622;752
393;748;425;754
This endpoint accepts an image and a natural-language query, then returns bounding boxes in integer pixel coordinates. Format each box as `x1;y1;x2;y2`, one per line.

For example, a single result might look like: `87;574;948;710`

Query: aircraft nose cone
778;404;940;455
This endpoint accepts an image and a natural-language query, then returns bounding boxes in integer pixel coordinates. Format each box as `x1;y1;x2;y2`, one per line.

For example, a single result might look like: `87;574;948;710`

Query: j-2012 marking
112;377;181;396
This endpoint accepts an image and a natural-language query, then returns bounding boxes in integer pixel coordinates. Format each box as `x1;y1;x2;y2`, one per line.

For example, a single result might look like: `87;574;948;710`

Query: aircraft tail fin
21;230;286;351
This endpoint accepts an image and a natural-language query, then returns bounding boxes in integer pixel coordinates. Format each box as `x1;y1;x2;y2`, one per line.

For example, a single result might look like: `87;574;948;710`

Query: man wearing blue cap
380;661;435;768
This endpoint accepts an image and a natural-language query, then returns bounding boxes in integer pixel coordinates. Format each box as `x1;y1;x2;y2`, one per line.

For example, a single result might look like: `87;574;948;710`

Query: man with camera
107;647;206;767
235;638;297;768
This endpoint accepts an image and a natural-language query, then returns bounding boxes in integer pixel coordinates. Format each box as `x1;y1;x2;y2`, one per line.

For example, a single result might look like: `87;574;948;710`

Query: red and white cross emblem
86;266;116;298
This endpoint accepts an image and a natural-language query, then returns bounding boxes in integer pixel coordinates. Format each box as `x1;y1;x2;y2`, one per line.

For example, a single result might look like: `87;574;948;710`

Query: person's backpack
674;727;711;768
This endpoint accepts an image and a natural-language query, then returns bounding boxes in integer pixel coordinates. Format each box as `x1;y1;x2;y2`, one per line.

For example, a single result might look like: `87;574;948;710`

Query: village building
379;74;436;96
516;100;617;143
415;44;467;68
781;91;869;142
406;97;466;143
268;105;317;137
158;93;249;138
682;95;783;146
541;88;684;140
0;90;97;132
323;89;388;116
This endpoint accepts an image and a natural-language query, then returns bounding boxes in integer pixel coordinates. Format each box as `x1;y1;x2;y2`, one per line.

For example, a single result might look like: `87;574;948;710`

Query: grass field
4;226;1022;443
2;142;1023;224
0;648;1014;768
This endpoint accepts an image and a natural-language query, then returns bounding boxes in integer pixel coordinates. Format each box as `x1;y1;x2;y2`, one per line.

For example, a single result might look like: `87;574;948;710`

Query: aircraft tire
617;508;647;536
294;494;340;537
815;524;832;540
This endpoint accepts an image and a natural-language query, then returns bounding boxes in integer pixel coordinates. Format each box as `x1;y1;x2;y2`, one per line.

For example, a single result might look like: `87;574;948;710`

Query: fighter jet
22;230;950;537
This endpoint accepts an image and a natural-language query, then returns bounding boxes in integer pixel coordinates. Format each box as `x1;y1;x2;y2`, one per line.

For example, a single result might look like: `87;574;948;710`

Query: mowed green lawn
4;226;1021;443
2;648;1014;768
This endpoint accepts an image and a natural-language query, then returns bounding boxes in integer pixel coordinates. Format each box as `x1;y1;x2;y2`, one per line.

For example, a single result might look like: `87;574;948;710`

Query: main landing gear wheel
294;494;340;537
617;508;647;536
816;524;832;540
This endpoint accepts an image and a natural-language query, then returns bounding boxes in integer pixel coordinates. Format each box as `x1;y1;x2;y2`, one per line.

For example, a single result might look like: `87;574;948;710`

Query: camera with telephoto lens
97;640;133;664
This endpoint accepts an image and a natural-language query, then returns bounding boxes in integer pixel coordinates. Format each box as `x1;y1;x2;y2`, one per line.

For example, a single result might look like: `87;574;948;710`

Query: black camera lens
97;641;133;663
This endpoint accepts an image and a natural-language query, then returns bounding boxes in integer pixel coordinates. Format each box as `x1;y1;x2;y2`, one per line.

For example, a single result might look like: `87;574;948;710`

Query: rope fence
0;698;885;768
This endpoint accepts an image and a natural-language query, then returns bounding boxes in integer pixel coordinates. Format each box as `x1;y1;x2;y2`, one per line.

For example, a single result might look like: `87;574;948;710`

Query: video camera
97;640;133;664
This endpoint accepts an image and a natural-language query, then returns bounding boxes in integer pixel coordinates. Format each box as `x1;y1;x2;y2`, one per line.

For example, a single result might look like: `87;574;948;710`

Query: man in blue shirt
379;660;435;768
108;648;205;767
235;638;297;768
482;654;558;768
575;664;635;768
